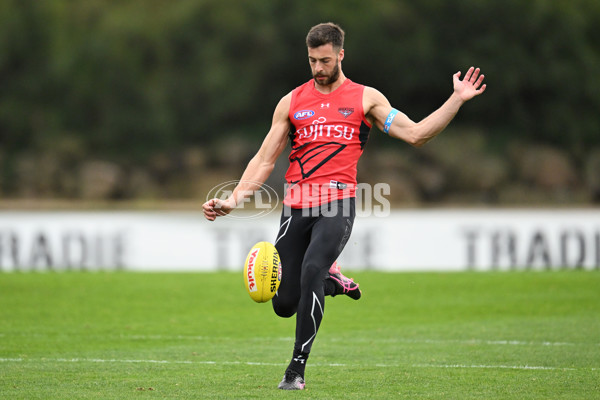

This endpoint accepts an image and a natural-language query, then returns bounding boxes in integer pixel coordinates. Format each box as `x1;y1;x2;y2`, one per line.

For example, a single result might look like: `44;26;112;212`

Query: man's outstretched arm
203;93;292;221
365;67;486;147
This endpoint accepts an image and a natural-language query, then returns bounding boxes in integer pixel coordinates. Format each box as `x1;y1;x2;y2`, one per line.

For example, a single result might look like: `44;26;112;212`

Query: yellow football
243;241;282;303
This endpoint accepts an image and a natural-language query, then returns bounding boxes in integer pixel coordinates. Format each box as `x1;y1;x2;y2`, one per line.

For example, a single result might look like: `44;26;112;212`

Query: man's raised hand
453;67;486;102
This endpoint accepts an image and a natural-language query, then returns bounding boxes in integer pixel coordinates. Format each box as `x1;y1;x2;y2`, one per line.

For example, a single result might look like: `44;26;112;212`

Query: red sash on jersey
284;79;372;208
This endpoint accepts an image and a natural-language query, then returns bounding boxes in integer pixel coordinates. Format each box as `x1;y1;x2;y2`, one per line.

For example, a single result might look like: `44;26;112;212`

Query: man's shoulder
272;91;293;120
291;79;314;95
362;86;387;107
362;85;383;97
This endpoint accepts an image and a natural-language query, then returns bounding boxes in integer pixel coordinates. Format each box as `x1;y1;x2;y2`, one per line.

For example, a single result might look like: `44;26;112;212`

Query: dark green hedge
1;0;599;195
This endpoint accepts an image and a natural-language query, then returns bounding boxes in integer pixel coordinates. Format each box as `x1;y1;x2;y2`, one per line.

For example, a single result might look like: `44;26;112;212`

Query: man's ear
339;49;345;62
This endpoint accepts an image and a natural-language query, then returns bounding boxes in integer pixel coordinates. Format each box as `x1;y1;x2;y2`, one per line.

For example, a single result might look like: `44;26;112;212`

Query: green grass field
1;271;599;399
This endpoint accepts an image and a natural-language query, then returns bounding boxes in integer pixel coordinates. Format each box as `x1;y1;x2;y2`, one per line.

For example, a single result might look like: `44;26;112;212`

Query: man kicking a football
203;22;486;390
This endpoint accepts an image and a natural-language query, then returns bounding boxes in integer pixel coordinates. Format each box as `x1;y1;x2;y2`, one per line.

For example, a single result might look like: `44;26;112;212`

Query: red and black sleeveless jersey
284;78;372;208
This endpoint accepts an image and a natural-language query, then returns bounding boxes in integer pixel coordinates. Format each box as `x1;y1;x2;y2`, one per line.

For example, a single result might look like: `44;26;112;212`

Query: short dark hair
306;22;345;51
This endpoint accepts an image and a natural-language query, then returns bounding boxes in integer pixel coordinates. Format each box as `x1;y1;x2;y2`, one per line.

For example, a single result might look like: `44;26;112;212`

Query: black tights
272;198;355;357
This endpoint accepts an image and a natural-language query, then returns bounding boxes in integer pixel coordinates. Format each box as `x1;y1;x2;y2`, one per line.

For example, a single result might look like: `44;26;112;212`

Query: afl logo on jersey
294;110;315;120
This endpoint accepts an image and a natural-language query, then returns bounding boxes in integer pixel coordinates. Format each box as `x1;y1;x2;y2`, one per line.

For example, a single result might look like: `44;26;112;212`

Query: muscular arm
203;93;292;221
365;67;486;147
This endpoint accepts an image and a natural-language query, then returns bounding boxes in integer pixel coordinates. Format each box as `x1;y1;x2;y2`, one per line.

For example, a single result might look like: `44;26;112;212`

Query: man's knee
301;261;329;288
272;297;297;318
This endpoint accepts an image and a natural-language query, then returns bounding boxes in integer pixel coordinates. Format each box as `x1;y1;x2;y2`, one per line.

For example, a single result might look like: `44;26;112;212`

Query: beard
313;62;340;86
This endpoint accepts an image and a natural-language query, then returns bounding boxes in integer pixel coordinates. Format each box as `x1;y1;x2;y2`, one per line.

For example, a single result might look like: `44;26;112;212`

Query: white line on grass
0;357;596;371
327;337;586;347
3;332;596;347
412;363;578;371
0;357;286;367
116;334;596;347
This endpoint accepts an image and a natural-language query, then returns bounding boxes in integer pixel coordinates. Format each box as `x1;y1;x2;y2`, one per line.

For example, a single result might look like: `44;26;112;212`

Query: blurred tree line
0;0;599;204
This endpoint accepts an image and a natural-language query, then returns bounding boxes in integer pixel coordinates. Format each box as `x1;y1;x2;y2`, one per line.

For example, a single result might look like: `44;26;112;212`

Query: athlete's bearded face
313;62;340;86
308;44;343;87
